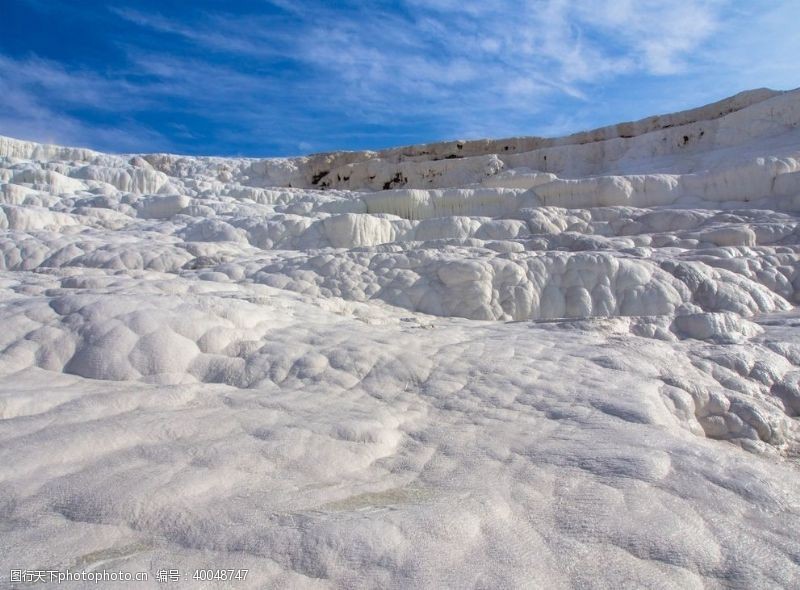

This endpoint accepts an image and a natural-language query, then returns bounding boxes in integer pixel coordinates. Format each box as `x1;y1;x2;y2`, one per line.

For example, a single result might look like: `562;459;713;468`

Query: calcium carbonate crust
0;88;799;589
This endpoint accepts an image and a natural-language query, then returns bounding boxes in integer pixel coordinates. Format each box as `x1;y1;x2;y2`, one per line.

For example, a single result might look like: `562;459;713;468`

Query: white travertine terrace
0;88;799;588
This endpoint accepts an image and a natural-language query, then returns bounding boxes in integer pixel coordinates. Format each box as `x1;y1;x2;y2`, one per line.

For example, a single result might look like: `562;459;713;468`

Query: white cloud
0;55;167;151
2;1;797;154
572;0;726;75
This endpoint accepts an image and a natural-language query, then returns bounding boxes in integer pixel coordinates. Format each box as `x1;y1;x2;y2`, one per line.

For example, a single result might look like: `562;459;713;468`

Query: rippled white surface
0;89;799;588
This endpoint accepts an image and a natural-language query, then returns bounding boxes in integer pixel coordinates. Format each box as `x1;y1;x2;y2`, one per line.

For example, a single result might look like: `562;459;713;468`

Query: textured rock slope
0;89;799;588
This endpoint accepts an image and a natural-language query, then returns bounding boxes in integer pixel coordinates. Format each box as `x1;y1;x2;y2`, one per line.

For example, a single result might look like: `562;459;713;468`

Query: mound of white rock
0;88;799;588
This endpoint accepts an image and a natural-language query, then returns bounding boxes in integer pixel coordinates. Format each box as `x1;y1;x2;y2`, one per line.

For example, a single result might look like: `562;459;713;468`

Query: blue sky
1;0;799;156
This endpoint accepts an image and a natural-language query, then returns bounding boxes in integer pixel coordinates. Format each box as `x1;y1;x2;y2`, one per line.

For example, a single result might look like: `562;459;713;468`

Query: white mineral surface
1;88;799;588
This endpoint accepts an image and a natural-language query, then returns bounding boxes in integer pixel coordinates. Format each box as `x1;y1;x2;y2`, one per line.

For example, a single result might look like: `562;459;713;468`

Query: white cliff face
0;89;799;588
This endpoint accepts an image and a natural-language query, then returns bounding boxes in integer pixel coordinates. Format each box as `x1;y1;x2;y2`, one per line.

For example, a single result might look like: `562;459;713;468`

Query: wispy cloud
108;0;733;138
0;1;797;155
0;55;169;151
